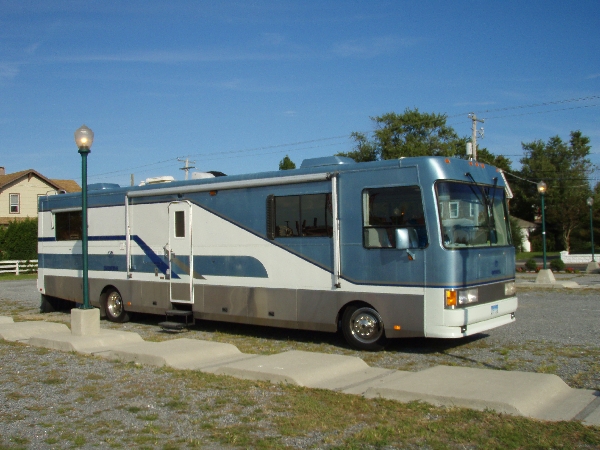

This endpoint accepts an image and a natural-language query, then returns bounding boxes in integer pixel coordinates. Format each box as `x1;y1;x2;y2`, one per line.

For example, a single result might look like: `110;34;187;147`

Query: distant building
515;217;537;252
0;167;80;227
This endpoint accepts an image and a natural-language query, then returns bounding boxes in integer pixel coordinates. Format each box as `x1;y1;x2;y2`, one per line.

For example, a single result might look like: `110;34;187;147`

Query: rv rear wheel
342;305;385;351
103;288;130;323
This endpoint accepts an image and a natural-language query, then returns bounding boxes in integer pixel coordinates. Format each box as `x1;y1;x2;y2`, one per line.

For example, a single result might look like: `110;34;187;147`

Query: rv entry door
168;201;194;304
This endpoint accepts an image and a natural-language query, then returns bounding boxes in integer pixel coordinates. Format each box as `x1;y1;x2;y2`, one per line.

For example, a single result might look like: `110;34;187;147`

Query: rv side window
55;211;83;241
362;186;427;249
270;193;333;238
174;211;185;238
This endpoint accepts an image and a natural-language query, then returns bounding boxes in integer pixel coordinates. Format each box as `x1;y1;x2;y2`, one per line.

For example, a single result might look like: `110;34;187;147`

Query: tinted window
271;193;332;238
363;186;427;248
55;211;82;241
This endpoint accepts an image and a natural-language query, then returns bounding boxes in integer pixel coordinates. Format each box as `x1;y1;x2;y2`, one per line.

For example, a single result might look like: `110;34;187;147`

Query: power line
86;94;599;181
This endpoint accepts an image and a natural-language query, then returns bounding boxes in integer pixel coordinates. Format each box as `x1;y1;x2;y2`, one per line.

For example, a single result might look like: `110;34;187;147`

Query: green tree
0;219;38;260
279;155;296;170
509;216;524;252
339;108;468;161
476;147;512;173
512;131;592;252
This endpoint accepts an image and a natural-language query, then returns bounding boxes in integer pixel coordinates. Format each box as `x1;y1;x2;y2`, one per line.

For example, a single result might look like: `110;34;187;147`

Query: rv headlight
505;281;516;297
457;288;478;306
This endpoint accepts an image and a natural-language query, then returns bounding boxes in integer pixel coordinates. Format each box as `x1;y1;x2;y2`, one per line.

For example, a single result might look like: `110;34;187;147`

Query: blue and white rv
37;156;517;350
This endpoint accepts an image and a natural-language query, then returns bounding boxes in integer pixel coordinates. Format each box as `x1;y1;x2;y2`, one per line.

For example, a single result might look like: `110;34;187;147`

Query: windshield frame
435;180;511;250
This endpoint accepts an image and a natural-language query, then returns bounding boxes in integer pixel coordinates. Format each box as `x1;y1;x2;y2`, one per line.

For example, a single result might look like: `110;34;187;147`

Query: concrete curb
517;281;584;289
105;338;258;370
0;321;70;342
28;329;144;354
363;365;598;422
1;316;598;426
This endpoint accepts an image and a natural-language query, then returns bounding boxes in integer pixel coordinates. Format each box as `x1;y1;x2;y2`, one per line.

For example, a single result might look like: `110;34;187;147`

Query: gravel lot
0;279;599;448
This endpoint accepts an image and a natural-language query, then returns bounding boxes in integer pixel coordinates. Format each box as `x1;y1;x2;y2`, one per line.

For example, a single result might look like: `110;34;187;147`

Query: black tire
103;288;130;323
341;305;386;351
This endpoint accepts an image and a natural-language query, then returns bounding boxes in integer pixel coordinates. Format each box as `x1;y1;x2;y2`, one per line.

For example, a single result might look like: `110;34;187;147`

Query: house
515;217;537;252
0;167;80;227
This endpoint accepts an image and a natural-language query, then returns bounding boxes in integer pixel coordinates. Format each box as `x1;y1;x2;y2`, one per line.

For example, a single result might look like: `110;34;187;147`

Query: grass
0;273;37;281
1;350;599;449
1;292;599;448
516;251;560;261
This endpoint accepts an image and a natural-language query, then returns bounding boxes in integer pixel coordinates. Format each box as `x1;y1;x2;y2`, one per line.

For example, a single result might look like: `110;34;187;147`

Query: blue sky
1;1;599;186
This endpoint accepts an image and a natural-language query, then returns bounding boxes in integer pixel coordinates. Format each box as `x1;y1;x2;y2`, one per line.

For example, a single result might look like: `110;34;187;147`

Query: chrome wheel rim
349;308;383;344
106;291;123;318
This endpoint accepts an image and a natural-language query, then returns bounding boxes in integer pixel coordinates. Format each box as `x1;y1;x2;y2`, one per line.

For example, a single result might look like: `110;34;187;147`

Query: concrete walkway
1;315;598;427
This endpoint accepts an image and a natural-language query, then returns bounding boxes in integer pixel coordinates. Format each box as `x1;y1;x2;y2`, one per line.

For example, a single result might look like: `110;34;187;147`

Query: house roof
50;179;81;193
0;169;80;193
515;217;537;229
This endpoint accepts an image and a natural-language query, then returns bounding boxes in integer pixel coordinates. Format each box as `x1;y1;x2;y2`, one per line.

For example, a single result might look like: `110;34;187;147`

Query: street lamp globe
587;197;594;207
74;125;94;150
537;181;547;194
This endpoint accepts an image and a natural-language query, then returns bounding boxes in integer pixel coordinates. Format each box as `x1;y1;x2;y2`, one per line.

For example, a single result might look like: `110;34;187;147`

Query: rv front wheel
103;289;130;323
342;305;385;351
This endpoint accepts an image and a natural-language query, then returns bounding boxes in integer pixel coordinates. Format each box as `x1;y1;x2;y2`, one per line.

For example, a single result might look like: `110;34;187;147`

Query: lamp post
75;125;94;309
537;181;547;270
587;197;595;262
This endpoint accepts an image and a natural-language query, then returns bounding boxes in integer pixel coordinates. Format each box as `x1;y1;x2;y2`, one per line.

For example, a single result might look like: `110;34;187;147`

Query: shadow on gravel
98;311;497;358
42;307;497;361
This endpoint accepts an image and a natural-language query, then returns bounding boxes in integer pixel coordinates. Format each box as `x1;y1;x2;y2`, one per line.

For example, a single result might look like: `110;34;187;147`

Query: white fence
559;251;596;264
0;260;38;275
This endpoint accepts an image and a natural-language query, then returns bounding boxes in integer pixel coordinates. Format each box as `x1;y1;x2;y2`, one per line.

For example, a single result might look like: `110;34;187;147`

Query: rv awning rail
126;172;331;198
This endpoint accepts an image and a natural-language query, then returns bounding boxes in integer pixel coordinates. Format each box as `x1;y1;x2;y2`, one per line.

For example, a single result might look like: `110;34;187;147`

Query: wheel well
337;300;376;332
99;285;120;317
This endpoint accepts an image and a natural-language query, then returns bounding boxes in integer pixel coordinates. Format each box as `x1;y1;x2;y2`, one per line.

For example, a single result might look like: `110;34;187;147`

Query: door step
159;309;195;332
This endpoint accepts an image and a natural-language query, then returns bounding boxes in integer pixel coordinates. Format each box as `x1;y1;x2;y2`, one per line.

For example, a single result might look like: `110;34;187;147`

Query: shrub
0;219;38;260
525;258;537;272
550;258;565;272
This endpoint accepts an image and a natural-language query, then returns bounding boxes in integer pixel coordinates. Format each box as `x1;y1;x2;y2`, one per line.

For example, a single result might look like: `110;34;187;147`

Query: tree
279;155;296;170
512;131;592;253
0;219;38;260
476;147;512;173
509;216;524;252
338;108;468;161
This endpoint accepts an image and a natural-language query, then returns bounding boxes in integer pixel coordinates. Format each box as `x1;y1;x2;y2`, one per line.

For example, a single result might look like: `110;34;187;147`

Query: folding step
166;309;194;317
158;321;188;331
159;309;195;332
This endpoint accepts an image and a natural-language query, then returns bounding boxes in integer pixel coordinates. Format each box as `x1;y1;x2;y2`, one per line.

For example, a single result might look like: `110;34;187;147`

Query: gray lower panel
42;275;424;336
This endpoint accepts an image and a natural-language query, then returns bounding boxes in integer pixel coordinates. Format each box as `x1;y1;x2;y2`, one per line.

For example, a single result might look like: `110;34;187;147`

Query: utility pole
468;113;485;161
177;157;196;180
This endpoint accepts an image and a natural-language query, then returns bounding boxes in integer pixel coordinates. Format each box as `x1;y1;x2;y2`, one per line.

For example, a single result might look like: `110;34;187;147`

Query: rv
37;156;517;350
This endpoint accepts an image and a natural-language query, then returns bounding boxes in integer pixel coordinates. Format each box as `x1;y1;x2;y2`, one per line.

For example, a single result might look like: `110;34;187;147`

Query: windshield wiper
465;173;499;245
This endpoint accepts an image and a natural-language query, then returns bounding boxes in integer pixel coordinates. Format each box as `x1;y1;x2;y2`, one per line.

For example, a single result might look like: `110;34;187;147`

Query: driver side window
362;186;428;249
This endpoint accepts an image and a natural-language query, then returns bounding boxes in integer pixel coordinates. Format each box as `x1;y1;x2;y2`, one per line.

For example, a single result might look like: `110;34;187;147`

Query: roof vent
191;171;227;180
88;183;120;191
139;176;174;186
300;156;356;169
191;172;215;180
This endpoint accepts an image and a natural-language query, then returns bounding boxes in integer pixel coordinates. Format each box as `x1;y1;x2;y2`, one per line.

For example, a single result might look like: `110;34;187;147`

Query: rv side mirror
395;227;419;250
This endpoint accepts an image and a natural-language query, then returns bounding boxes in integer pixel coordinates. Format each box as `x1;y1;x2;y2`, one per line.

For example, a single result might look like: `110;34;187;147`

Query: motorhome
37;156;517;350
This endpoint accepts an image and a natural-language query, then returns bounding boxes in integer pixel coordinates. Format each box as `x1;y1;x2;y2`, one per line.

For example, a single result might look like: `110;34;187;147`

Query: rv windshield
436;181;510;249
